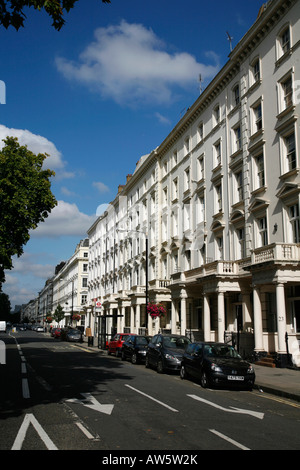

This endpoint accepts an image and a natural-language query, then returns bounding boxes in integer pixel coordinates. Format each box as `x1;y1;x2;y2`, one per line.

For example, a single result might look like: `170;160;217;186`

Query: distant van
0;321;7;333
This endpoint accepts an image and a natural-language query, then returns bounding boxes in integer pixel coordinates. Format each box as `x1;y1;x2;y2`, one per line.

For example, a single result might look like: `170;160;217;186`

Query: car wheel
131;353;137;364
200;370;209;388
157;359;164;374
180;365;187;380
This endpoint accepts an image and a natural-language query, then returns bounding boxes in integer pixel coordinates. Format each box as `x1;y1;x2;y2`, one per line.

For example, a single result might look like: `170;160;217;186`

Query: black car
180;342;255;390
145;334;191;373
121;335;150;363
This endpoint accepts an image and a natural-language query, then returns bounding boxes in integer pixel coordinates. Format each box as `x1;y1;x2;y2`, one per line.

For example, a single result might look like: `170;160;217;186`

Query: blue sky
0;0;264;308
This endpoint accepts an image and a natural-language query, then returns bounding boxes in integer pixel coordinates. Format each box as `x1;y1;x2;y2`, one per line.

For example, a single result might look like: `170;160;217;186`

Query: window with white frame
215;182;222;212
172;177;178;201
163;187;168;207
257;216;268;247
213;104;220;126
280;74;293;110
216;235;224;260
197;154;204;181
198;122;204;142
284;132;297;172
289;204;300;243
172;210;178;237
233;84;240;107
251;58;261;86
278;25;291;58
254;153;265;189
252;101;263;134
150;192;155;214
196;195;205;224
214;140;221;167
183;203;190;231
184;167;190;192
237;227;245;259
232;125;242;153
234;170;243;204
184;136;190;155
162;217;168;242
173;150;178;167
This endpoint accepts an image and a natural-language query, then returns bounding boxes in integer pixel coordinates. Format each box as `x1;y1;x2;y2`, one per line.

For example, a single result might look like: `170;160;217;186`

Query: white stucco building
87;0;300;366
51;239;89;328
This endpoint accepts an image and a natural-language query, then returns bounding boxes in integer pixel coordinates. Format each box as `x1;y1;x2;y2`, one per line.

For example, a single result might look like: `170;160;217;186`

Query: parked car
145;334;191;373
35;325;44;332
50;327;58;337
107;333;133;356
121;335;150;363
53;328;63;339
180;342;255;390
65;328;82;342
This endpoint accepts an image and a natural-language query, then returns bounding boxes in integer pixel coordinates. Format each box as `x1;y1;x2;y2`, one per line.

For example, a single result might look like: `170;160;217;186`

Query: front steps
255;354;276;368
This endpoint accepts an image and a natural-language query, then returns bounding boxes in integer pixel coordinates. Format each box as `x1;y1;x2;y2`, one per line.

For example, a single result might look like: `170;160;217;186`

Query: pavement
78;336;300;404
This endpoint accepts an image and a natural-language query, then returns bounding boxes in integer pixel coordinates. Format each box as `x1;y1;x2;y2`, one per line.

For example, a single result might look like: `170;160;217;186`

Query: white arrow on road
12;414;58;450
187;394;264;420
66;393;114;415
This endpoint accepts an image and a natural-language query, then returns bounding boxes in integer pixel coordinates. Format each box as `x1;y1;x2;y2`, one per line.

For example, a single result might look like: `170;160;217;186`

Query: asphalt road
1;330;300;453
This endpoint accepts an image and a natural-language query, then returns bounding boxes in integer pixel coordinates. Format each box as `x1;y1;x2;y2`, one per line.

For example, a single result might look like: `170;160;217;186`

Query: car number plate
228;376;244;381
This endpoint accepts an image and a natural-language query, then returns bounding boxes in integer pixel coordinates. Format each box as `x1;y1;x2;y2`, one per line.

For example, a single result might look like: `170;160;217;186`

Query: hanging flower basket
45;316;53;323
147;303;166;318
72;314;81;322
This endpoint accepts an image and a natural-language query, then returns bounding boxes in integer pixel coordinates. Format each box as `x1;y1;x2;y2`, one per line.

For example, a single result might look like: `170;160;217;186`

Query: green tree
0;137;57;287
0;0;111;31
0;292;11;320
53;304;65;324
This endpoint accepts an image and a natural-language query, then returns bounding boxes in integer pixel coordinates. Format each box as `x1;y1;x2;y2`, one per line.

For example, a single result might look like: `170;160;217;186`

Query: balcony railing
251;243;300;265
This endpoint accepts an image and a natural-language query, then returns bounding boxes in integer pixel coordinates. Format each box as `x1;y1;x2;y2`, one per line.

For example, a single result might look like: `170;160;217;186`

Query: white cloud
0;125;74;179
93;181;110;193
56;20;220;106
31;200;96;238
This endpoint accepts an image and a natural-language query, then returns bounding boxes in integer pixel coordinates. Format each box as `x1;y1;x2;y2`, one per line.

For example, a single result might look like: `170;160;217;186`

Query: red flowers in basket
147;303;166;318
72;314;81;321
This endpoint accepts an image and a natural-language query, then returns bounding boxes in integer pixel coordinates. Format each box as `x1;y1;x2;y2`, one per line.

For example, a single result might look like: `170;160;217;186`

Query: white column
217;291;225;342
180;292;187;336
253;285;264;352
203;293;210;341
276;283;287;354
171;300;177;334
130;306;134;333
136;304;140;334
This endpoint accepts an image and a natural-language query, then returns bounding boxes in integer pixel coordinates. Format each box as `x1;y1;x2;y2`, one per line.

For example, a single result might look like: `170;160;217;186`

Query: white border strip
209;429;250;450
125;384;178;412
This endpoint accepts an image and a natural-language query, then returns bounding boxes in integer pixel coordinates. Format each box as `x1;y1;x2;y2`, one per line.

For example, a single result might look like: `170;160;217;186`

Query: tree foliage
53;304;65;324
0;0;111;30
0;137;57;286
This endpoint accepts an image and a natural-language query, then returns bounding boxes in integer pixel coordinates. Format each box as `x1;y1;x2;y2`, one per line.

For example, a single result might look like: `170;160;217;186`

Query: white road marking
12;414;58;450
75;422;97;440
209;429;250;450
187;394;264;419
125;384;178;412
